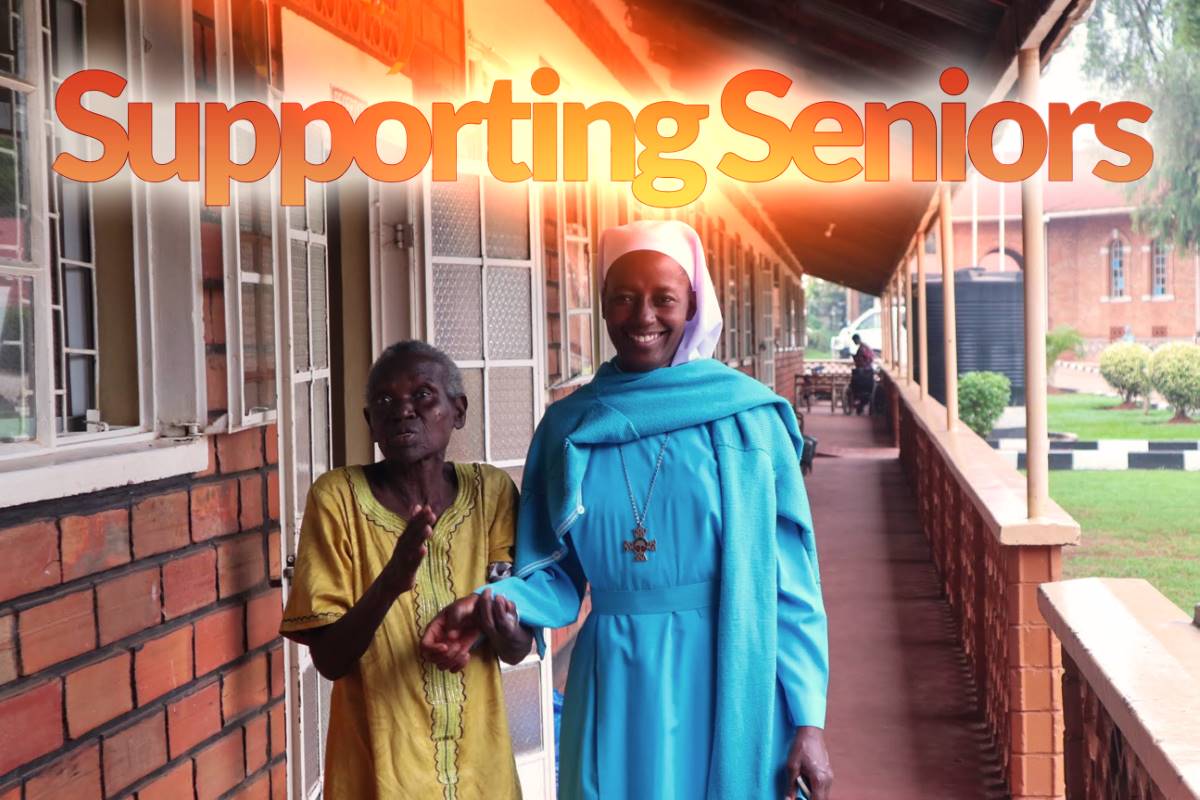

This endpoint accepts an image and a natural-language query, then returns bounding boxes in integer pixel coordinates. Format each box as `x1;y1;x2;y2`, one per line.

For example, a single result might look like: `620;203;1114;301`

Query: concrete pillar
970;171;979;266
905;255;914;384
917;237;929;400
881;285;892;365
1020;47;1049;519
939;184;959;430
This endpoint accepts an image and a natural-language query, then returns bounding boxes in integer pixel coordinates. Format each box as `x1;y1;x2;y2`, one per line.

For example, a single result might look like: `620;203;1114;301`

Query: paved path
805;408;1008;800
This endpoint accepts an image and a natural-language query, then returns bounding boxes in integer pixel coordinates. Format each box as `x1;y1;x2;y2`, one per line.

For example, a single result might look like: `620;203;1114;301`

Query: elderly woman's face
363;357;466;464
602;250;696;372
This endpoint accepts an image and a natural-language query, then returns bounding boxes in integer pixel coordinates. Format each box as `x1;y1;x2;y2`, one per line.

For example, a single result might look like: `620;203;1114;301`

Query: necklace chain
618;433;670;528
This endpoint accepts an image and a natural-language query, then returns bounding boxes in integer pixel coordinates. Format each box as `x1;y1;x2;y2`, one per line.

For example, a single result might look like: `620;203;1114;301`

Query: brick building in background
947;170;1200;356
0;1;804;798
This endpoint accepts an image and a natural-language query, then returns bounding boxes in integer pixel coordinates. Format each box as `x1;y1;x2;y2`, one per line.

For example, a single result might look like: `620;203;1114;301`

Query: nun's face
601;250;697;372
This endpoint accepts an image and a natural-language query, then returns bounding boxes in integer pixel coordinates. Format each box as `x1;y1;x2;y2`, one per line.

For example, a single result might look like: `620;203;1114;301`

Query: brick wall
892;375;1066;800
1060;653;1169;800
951;217;1199;351
774;349;805;413
0;428;285;800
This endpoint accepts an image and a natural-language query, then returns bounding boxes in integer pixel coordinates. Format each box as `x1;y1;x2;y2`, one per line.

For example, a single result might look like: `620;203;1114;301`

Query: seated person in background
850;334;876;415
279;340;527;800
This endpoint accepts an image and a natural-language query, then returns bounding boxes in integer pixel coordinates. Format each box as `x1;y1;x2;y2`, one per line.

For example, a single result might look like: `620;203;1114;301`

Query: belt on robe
588;580;719;616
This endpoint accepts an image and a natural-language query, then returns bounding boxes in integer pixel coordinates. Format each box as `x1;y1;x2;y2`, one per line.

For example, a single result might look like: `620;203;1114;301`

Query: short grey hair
366;340;465;400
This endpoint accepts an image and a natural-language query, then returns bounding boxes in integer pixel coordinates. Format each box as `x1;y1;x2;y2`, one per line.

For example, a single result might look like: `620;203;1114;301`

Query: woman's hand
381;505;436;595
475;589;533;664
420;595;482;672
785;726;833;800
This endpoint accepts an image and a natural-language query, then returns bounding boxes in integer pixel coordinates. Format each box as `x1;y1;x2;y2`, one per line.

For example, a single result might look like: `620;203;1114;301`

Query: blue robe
487;360;829;799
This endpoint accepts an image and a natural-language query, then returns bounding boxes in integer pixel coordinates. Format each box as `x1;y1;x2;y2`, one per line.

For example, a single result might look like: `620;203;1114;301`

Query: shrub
1045;326;1084;377
1099;342;1152;404
1149;342;1200;421
958;371;1011;437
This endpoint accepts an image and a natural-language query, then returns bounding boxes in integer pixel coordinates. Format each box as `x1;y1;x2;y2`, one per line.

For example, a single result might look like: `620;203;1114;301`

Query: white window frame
1109;235;1127;299
0;0;209;508
210;0;280;431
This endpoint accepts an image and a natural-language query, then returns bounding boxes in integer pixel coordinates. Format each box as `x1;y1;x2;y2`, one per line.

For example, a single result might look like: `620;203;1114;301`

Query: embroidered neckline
347;463;474;537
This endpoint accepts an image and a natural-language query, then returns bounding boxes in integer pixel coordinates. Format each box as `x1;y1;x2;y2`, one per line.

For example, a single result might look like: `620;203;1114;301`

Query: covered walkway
806;408;1008;800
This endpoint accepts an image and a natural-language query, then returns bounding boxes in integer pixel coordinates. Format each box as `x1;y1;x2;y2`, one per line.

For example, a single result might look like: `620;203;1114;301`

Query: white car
832;307;883;358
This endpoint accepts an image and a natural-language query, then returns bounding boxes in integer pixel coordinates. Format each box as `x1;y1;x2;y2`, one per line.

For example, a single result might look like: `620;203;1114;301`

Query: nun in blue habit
422;219;833;800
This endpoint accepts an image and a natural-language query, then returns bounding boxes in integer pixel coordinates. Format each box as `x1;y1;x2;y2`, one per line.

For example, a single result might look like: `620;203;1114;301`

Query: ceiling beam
893;0;1002;34
788;0;959;66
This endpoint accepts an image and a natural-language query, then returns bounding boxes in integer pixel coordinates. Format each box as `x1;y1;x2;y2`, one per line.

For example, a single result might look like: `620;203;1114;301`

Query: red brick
268;647;284;700
97;567;162;646
206;353;228;417
204;285;225;347
247;590;282;650
0;614;15;684
1009;625;1053;669
221;654;268;723
218;534;265;599
268;703;285;758
1009;753;1056;796
163;548;217;619
200;220;224;282
66;652;133;737
135;759;193;800
195;605;244;675
197;437;218;478
240;475;264;532
270;760;286;800
167;681;220;758
231;771;270;800
264;425;278;465
266;473;279;522
267;529;281;581
0;680;63;774
25;741;101;800
1010;667;1055;712
61;509;131;581
1011;709;1055;754
102;711;168;796
244;715;268;773
1007;546;1055;584
135;625;194;704
218;429;263;474
132;491;190;558
195;729;245;800
192;480;240;541
0;520;60;602
19;588;96;673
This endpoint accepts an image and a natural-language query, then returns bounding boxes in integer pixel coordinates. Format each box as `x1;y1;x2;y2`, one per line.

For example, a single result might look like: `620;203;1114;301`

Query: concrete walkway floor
804;408;1009;800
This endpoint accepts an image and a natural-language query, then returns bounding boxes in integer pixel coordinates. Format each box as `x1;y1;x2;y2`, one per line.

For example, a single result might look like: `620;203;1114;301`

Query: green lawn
1048;393;1200;440
1051;471;1200;612
804;347;834;360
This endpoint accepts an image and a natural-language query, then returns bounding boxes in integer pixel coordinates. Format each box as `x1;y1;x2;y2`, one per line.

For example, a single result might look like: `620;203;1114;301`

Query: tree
1085;0;1200;251
1045;326;1084;378
1148;342;1200;422
804;278;847;339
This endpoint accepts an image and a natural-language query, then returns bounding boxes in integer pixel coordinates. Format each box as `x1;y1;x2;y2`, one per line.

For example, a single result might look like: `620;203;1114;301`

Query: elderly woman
279;340;527;800
423;220;833;800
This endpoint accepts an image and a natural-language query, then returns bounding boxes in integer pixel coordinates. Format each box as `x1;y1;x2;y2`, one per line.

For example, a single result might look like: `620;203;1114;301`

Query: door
419;169;557;798
278;135;335;800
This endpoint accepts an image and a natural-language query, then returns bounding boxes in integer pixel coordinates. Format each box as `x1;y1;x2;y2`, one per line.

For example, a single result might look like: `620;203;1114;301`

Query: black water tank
911;268;1026;406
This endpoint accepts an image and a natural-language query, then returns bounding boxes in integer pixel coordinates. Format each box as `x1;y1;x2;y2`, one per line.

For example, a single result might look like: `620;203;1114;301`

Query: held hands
419;590;532;671
381;505;436;596
785;726;834;800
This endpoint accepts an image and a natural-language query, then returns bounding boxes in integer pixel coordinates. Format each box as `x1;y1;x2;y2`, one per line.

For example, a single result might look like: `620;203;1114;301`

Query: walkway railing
883;371;1081;800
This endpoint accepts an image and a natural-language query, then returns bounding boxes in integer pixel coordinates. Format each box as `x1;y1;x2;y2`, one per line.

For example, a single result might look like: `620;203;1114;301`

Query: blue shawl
514;358;824;798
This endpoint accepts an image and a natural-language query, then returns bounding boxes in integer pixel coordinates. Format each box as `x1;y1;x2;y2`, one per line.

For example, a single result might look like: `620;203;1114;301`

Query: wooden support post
917;236;929;400
939;185;959;430
905;255;914;384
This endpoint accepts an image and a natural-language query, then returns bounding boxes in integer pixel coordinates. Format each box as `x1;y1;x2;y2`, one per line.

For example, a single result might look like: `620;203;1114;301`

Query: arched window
1109;236;1126;298
1151;239;1169;297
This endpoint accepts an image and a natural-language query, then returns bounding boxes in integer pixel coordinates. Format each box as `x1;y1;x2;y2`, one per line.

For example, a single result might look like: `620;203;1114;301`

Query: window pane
293;381;311;500
0;0;24;78
309;243;328;369
311;376;329;477
502;661;543;755
432;263;482;360
50;0;83;79
568;313;593;379
65;352;94;428
290;239;309;371
241;281;275;416
0;89;30;262
58;176;92;263
483;180;529;260
0;273;35;441
431;176;481;258
63;265;92;349
486;266;531;360
487;367;533;461
444;368;483;463
564;238;590;312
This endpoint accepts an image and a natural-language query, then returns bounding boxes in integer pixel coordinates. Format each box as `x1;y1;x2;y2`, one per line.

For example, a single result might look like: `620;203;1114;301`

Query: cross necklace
618;433;670;563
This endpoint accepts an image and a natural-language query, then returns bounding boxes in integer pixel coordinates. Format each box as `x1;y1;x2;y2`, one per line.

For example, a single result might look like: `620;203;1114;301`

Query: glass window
742;248;754;358
545;182;594;387
1151;239;1168;297
1109;237;1125;298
